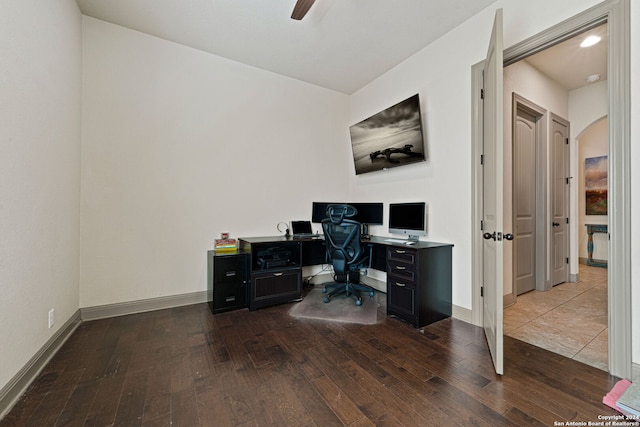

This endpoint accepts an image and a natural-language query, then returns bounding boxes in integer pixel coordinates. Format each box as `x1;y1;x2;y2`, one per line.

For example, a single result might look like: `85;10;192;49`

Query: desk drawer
214;256;247;283
387;247;417;264
212;280;247;313
387;260;416;282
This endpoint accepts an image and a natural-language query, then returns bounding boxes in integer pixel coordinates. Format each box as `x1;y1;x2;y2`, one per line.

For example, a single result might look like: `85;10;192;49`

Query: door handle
552;222;560;227
484;231;513;241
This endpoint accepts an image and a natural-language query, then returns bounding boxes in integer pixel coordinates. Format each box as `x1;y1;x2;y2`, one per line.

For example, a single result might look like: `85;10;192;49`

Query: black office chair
321;204;374;306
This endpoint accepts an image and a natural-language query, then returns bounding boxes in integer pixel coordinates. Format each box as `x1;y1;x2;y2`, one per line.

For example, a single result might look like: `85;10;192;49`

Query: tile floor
504;264;608;371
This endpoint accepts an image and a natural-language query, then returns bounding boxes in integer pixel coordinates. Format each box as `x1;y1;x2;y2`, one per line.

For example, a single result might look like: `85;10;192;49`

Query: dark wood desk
236;235;453;328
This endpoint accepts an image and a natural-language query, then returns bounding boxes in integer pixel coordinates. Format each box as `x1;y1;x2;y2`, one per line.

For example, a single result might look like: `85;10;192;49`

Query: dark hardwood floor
1;296;620;426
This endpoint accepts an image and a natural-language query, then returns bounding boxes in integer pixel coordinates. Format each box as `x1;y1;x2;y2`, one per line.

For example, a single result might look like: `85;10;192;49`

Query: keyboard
384;239;408;244
384;239;416;245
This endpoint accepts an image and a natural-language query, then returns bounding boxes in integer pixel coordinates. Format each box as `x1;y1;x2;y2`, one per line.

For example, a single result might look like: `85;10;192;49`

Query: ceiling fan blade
291;0;316;20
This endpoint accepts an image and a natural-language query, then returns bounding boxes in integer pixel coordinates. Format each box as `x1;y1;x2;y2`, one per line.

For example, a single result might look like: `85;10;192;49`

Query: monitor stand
361;224;370;240
407;235;420;242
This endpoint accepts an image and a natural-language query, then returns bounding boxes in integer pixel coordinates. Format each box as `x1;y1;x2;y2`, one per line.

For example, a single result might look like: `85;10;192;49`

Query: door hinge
480;154;484;165
566;257;569;264
480;220;484;231
481;88;485;99
480;286;484;297
565;217;569;224
565;137;569;144
566;177;570;184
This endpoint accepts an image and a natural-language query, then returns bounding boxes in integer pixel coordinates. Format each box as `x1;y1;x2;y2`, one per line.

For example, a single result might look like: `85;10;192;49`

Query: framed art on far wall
585;155;608;215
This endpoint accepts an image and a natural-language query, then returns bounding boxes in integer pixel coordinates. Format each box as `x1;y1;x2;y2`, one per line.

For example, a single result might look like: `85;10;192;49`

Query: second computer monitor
311;202;383;225
388;202;427;240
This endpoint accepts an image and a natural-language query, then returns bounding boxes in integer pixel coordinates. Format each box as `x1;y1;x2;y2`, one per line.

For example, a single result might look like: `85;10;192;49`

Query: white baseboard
0;310;81;419
452;304;474;325
504;292;516;308
80;291;208;321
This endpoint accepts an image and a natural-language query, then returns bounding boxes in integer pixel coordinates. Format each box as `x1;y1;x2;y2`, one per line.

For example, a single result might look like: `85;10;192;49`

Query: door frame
471;0;631;379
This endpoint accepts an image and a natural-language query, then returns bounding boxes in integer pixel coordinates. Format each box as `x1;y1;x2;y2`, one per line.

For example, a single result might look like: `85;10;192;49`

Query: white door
551;115;570;285
482;9;504;375
514;107;537;295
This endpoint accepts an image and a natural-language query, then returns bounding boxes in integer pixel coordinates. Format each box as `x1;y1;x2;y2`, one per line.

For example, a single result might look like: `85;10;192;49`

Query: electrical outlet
48;309;55;329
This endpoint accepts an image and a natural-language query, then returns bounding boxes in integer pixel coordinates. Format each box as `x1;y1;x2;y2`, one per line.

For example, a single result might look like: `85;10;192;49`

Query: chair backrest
322;204;364;276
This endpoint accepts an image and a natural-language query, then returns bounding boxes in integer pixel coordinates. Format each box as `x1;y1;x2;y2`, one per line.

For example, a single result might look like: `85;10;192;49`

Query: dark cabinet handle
552;222;560;227
504;233;514;241
483;232;496;241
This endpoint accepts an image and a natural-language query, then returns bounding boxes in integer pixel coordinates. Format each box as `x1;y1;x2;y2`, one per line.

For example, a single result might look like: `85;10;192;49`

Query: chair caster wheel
355;299;362;306
323;297;330;303
322;287;327;293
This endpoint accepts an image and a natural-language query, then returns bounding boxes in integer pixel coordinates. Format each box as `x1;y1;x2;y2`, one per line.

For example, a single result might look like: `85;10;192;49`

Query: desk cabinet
207;251;248;314
251;268;301;310
239;238;303;310
386;244;452;328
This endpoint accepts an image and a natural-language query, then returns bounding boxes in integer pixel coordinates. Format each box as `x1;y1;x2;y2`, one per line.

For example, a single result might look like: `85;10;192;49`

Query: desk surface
239;235;453;250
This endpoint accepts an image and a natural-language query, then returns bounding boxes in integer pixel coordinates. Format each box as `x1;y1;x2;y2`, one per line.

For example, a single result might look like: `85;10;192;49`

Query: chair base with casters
321;271;375;306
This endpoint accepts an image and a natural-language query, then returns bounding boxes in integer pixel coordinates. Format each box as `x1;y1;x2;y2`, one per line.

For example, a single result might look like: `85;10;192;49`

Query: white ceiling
523;23;608;91
75;0;497;94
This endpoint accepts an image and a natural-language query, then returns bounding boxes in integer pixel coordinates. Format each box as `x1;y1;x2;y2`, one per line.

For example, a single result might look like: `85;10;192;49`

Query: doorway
471;0;631;379
503;24;608;370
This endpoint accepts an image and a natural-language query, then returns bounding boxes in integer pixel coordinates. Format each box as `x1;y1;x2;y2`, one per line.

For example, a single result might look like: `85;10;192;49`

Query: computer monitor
388;202;427;241
311;202;332;223
351;203;384;225
311;202;383;225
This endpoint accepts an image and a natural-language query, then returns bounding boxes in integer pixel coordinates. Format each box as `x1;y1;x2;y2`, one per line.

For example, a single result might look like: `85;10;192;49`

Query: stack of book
214;238;237;253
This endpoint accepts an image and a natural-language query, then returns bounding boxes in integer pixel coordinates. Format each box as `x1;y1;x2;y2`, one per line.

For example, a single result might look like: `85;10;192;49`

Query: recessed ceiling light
580;35;602;47
586;73;601;83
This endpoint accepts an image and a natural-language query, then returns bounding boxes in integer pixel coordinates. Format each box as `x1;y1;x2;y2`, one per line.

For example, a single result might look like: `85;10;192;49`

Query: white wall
348;21;484;310
568;81;608;265
0;0;82;391
80;17;350;307
503;60;569;295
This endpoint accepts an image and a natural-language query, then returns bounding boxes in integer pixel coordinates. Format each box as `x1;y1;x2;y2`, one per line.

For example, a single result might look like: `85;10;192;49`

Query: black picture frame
349;94;426;175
